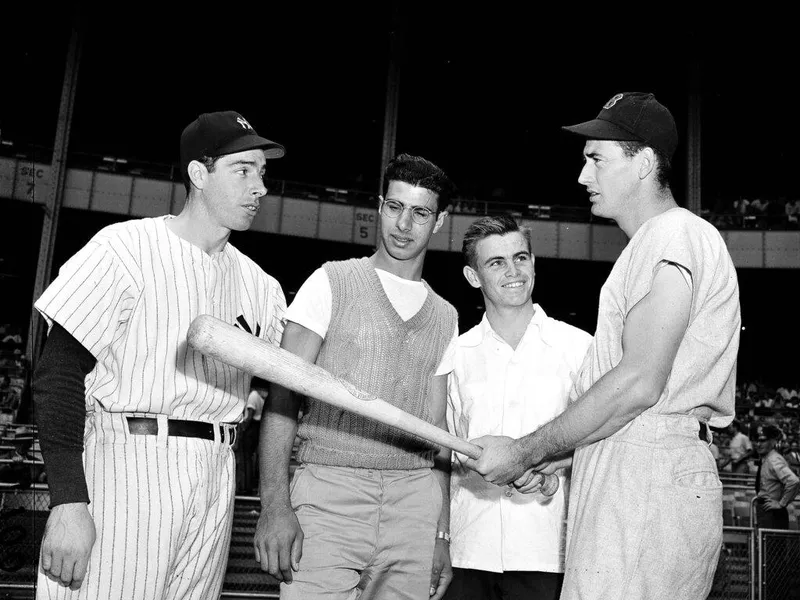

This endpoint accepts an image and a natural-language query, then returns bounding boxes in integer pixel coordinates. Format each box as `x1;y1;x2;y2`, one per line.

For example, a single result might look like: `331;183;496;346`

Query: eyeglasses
380;198;437;225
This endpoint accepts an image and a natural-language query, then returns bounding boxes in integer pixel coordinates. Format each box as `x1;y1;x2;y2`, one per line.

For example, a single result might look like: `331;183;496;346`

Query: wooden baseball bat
187;314;558;496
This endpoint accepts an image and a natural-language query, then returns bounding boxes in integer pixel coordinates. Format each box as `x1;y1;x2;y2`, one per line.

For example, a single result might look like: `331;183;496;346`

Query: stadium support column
378;6;405;195
27;17;84;365
686;59;701;216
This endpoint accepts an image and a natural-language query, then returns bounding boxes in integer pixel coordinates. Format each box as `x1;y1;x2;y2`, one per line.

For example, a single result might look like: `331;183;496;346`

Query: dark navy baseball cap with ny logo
180;110;285;176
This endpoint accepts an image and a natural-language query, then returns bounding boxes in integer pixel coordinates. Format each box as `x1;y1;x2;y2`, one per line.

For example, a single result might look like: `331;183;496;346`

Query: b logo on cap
236;116;253;131
603;94;624;110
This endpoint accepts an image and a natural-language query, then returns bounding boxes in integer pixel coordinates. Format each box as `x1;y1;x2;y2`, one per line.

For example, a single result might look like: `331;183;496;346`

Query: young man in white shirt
444;216;592;600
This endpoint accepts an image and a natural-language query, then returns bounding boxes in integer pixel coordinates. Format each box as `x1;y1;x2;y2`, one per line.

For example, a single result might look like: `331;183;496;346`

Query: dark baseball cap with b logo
562;92;678;159
180;111;285;178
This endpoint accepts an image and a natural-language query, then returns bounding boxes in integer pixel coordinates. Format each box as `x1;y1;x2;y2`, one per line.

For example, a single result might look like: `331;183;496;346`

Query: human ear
463;265;481;289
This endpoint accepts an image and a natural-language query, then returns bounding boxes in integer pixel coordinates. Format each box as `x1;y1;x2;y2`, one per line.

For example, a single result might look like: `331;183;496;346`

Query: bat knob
540;473;559;497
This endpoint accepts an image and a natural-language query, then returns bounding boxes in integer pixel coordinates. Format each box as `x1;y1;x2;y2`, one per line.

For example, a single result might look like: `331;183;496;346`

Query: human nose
251;174;267;198
506;260;520;277
578;162;593;187
396;207;413;231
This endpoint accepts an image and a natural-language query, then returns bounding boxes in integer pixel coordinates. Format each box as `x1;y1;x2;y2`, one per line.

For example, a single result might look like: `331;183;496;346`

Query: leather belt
126;417;236;446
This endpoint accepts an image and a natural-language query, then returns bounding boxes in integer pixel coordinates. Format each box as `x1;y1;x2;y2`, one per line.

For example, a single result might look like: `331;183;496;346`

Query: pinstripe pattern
36;413;237;599
35;216;285;421
34;216;285;599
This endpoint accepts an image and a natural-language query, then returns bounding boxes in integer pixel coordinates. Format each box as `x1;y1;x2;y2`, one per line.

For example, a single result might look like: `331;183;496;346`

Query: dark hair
617;141;672;190
462;215;532;269
182;155;221;195
383;153;455;210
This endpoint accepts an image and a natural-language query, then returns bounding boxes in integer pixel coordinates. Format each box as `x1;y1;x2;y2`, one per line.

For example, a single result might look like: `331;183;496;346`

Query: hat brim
561;118;644;143
217;134;286;159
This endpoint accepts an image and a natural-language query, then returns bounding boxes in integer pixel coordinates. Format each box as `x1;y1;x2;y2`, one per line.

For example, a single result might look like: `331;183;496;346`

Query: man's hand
253;503;304;583
513;453;574;493
513;470;547;494
463;435;529;486
39;502;96;590
761;497;783;511
241;407;255;432
429;538;453;599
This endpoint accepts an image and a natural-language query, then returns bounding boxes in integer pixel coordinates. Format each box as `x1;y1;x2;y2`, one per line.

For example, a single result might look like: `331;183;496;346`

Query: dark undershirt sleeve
32;322;97;507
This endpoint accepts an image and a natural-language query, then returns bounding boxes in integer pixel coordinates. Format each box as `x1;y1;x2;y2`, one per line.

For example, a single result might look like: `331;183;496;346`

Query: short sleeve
285;268;332;339
247;389;266;414
625;214;696;313
34;240;140;358
446;369;462;437
262;277;287;347
434;324;459;376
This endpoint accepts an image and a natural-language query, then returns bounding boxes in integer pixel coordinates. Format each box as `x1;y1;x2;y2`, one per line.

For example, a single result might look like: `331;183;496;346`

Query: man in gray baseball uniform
464;93;741;599
32;111;286;599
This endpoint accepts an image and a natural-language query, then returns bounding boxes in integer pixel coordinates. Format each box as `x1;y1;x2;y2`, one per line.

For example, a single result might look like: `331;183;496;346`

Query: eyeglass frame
378;196;440;225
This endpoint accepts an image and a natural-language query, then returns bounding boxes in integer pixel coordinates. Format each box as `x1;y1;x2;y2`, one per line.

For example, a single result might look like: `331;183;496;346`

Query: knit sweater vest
296;257;457;469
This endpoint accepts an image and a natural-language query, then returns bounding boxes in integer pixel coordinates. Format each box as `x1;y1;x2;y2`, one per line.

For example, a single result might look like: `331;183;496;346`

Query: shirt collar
459;304;554;348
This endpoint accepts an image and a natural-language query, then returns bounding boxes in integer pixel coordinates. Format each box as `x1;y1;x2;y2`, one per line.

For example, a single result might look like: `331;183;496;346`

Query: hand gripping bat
187;314;558;496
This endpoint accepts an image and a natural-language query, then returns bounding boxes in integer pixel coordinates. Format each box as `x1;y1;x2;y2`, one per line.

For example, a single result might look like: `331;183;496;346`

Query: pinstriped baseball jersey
35;214;285;600
34;215;285;422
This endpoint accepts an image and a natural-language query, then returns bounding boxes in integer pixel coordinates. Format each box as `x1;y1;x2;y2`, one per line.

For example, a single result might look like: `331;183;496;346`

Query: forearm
779;476;800;508
259;384;301;509
517;366;659;467
33;322;95;507
432;429;451;534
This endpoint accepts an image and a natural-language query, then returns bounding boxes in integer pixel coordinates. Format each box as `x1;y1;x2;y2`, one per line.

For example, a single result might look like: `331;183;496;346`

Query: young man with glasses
255;154;458;600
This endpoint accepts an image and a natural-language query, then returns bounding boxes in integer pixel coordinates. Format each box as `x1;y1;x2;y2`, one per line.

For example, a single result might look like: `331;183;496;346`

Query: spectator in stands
1;326;22;346
0;375;10;407
785;198;800;227
750;197;775;229
728;420;754;474
754;424;800;529
733;197;753;227
709;439;725;472
786;441;800;475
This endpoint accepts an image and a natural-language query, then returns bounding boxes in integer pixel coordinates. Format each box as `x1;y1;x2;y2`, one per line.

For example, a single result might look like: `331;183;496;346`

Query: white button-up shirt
446;306;592;573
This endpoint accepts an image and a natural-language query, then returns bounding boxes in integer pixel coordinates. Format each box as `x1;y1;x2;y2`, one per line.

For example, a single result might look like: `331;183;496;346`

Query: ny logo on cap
603;93;624;110
236;116;253;131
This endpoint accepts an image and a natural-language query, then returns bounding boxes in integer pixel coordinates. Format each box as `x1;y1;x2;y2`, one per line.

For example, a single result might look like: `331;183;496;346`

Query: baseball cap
562;92;678;158
180;111;285;177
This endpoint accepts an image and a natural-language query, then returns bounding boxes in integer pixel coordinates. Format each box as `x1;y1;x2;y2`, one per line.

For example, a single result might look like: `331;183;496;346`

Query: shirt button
505;489;513;498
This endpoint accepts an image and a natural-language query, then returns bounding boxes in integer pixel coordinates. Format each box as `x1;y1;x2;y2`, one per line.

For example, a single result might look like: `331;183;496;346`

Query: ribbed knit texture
296;257;457;469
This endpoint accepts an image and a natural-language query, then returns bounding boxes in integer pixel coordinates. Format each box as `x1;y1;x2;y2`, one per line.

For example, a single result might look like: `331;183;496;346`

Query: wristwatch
436;531;451;543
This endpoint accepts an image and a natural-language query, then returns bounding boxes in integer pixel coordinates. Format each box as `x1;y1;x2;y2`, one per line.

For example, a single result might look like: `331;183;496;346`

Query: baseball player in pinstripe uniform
32;111;286;599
